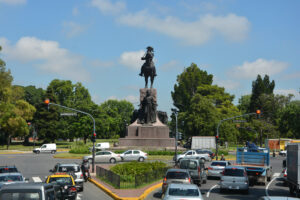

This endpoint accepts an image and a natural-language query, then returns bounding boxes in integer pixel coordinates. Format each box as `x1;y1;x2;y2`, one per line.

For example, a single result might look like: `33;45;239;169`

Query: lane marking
32;177;42;182
206;184;218;198
273;173;280;177
76;193;82;200
266;177;278;197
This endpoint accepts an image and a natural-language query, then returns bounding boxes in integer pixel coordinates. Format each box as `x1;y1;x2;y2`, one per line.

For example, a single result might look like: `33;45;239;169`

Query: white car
120;150;148;162
33;143;56;154
162;183;204;200
89;142;110;152
84;151;121;164
174;150;210;162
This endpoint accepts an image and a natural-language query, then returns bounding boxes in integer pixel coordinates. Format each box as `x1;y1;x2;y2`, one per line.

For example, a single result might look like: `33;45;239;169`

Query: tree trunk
23;135;30;146
84;137;87;144
6;136;10;150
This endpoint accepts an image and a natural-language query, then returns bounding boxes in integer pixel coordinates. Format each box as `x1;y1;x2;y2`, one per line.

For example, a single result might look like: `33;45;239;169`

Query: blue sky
0;0;299;115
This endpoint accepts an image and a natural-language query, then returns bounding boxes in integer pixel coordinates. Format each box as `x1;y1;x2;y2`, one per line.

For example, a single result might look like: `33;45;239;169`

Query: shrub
69;141;90;154
214;149;229;156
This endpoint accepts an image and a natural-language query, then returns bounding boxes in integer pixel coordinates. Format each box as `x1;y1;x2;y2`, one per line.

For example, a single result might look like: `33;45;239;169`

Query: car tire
138;157;145;162
51;150;55;154
121;157;124;162
110;158;116;164
36;150;40;154
202;179;207;184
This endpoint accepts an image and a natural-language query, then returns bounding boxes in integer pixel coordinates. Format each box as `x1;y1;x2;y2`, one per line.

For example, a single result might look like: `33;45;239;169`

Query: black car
0;166;18;173
196;149;215;159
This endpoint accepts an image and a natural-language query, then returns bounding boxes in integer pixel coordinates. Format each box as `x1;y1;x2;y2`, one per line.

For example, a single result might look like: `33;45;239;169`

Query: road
146;156;290;200
0;153;113;200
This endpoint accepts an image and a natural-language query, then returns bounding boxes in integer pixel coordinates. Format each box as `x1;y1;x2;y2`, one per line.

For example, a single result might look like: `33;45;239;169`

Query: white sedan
120;150;148;162
83;151;121;164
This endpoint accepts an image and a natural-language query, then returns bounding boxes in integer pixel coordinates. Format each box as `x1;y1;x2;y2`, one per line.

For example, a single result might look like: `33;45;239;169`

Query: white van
33;143;56;154
89;142;110;152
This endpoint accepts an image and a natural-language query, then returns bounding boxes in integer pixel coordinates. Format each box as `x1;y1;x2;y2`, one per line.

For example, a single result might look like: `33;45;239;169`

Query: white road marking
32;177;42;182
206;184;218;198
273;173;280;177
266;177;278;197
76;193;82;200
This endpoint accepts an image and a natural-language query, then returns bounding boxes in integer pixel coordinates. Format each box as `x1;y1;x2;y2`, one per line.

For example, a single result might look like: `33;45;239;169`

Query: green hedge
69;141;90;154
214;149;229;156
111;161;167;176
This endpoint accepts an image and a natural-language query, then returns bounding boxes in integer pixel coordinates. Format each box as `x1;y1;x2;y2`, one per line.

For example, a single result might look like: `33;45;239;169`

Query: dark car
0;166;18;173
0;182;61;200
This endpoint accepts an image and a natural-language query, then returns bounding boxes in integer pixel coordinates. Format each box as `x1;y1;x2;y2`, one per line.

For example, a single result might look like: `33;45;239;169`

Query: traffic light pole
45;100;96;173
172;108;179;166
216;111;260;160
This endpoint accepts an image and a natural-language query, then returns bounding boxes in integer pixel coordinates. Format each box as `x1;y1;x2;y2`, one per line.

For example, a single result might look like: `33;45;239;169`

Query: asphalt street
146;156;291;200
0;153;113;200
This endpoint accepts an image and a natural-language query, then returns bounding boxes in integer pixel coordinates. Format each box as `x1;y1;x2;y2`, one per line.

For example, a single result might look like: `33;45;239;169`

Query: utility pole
172;108;179;166
44;99;97;173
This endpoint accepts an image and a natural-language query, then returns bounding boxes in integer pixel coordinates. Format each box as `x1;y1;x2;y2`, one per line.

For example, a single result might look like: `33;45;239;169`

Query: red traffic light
44;99;50;104
215;135;219;139
256;110;261;114
93;133;96;137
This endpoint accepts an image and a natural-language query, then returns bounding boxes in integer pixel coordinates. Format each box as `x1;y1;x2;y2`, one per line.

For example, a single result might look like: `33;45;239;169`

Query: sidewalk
89;164;162;200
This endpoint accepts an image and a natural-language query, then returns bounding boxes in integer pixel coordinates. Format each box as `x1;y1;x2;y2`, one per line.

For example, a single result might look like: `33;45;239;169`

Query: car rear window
58;166;79;172
48;177;73;185
211;162;226;166
224;168;244;177
180;161;198;170
169;188;199;196
0;175;23;182
0;167;18;173
166;171;189;179
1;192;41;200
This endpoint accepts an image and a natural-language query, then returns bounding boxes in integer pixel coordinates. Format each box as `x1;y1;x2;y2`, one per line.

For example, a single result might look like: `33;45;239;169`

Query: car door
185;150;193;159
103;151;112;162
133;150;141;161
123;150;132;161
95;151;104;162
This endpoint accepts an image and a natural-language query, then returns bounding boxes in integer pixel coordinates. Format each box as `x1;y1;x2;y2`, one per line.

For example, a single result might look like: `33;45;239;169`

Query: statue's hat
146;46;154;51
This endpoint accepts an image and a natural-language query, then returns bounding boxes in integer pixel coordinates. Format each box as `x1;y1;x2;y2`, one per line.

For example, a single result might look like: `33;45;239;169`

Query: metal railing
96;166;168;189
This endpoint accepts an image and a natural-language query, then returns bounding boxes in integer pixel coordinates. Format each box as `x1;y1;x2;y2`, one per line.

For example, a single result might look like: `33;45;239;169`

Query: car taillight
80;174;83;178
188;178;191;183
69;187;77;192
284;174;287;177
208;167;213;170
145;153;148;156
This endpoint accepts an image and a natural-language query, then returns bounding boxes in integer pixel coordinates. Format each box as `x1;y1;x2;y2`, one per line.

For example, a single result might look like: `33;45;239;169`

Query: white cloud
213;77;240;90
230;58;288;79
0;0;26;5
275;89;300;100
91;0;126;15
119;50;144;70
0;37;90;82
63;21;86;38
118;12;250;46
160;60;181;71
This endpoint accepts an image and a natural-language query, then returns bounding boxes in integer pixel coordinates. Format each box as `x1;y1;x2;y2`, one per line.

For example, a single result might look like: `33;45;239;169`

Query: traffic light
256;109;261;119
44;99;50;110
215;135;219;143
178;132;183;140
91;133;96;143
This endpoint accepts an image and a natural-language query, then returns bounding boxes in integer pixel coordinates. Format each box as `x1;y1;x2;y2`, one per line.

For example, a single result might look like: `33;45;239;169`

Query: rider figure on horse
139;46;157;77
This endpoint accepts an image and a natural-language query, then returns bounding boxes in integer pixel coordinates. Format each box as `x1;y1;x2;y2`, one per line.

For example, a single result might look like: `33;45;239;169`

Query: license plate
229;186;239;189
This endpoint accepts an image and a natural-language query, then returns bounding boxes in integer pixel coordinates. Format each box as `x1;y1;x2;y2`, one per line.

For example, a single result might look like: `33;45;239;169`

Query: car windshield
0;167;18;173
224;168;244;177
211;162;226;166
0;175;23;182
1;192;41;200
48;177;73;185
180;161;198;170
166;172;189;179
58;166;79;172
168;188;199;196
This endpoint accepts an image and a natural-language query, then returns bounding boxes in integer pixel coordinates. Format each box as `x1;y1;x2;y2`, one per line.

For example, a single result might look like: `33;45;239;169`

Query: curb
89;178;162;200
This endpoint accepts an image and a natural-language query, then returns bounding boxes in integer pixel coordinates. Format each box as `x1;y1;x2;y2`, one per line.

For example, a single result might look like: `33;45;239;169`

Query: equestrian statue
139;46;157;88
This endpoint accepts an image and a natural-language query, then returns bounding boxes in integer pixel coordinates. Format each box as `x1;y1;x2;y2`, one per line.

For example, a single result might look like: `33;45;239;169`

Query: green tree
279;101;300;138
237;95;251;113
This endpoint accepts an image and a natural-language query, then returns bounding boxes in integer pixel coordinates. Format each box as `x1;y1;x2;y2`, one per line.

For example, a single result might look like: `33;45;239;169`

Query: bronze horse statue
139;46;157;88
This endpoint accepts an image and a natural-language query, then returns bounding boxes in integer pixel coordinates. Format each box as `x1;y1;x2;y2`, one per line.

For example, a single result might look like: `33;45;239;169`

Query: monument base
119;138;175;147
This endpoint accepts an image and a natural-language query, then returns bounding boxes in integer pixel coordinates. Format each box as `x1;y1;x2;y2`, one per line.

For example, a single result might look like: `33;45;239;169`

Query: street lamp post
44;99;97;173
172;108;179;166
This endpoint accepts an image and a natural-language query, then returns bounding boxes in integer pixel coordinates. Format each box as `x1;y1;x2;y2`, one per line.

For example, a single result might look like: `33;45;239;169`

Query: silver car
162;168;192;194
50;163;84;191
84;151;121;164
120;150;147;162
220;166;249;194
162;183;204;200
207;161;231;178
0;172;28;188
174;150;210;163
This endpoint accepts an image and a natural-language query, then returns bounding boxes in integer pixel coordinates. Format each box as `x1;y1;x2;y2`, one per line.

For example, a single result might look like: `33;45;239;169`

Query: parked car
0;166;18;173
196;149;215;159
279;150;287;156
0;182;61;200
219;166;249;194
46;173;77;200
207;161;231;178
162;183;204;200
179;158;207;185
120;150;147;162
89;142;110;152
33;143;56;154
174;150;210;163
162;168;192;194
50;163;84;191
0;172;28;188
84;150;121;164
